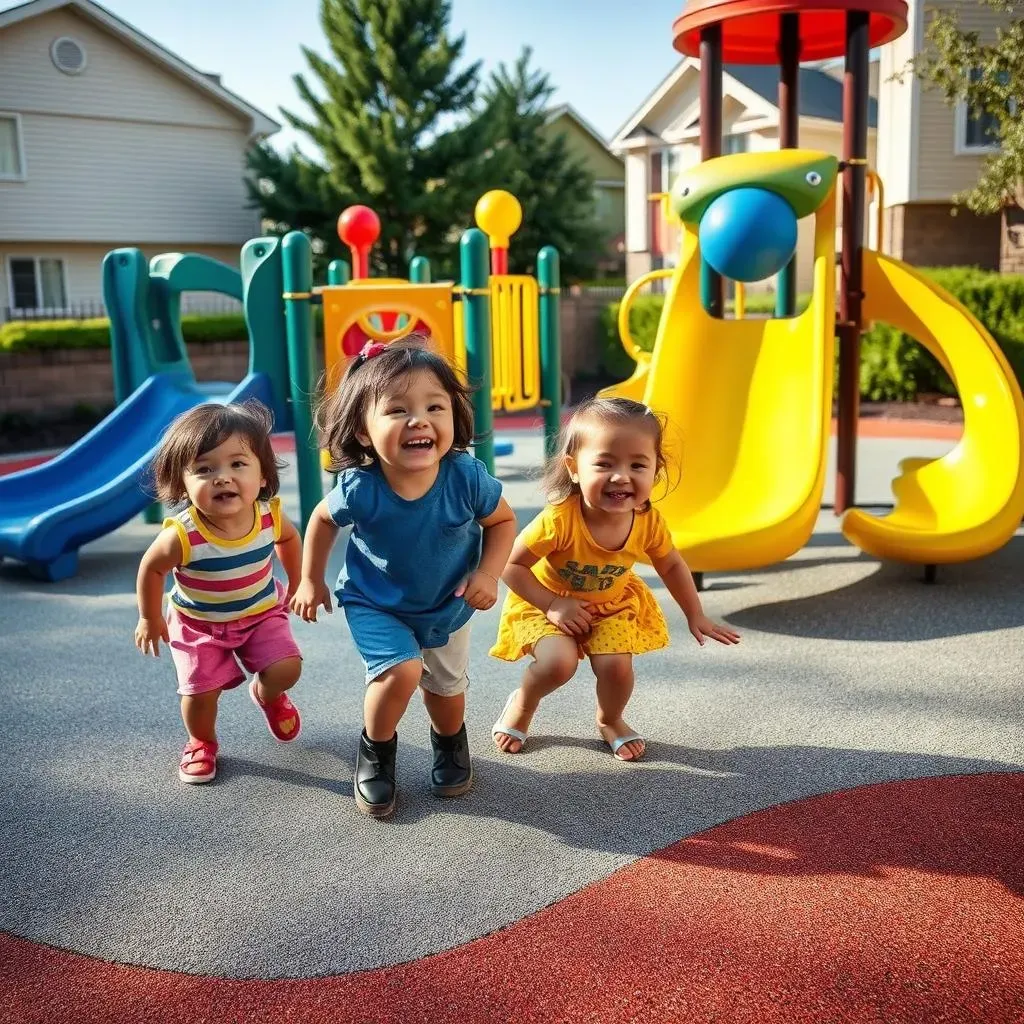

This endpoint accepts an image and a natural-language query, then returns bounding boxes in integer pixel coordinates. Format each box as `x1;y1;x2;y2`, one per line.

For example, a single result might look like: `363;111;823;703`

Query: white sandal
604;732;645;761
492;692;529;753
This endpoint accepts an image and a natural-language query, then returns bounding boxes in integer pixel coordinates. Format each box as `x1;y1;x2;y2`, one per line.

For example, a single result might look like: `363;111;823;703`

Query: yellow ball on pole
475;190;523;249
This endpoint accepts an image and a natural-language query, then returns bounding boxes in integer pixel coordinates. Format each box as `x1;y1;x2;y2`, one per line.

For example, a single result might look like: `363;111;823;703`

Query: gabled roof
545;104;620;159
611;57;876;148
0;0;280;137
727;63;878;128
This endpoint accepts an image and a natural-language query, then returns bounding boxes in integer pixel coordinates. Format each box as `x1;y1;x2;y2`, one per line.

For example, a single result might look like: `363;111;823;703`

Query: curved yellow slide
607;189;837;572
841;252;1024;563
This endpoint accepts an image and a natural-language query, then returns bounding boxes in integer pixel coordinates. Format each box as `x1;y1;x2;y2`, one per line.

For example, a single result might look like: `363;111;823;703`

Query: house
0;0;279;321
610;59;878;295
877;0;1020;274
542;104;625;275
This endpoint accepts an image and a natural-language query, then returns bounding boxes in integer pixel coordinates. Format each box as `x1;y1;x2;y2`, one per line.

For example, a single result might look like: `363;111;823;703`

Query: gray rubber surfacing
1;433;1021;978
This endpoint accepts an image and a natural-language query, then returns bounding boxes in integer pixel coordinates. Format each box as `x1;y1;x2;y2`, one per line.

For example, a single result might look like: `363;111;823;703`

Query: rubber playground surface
1;426;1022;1023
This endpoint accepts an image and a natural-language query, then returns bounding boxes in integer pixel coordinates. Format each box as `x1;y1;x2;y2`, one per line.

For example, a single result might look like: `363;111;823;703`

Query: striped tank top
164;498;282;623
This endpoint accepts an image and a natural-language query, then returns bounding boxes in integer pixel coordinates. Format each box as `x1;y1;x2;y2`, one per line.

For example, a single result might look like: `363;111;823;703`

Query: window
0;113;26;180
661;146;684;189
7;257;67;312
955;68;1011;155
723;133;749;155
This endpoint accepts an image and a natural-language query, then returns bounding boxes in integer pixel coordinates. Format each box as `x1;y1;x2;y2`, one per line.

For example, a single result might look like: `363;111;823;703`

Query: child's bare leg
422;689;465;736
493;635;578;753
253;657;302;702
590;653;644;761
180;690;221;775
364;659;423;741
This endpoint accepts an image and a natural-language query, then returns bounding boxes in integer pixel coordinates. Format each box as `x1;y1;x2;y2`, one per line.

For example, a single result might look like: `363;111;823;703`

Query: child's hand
546;596;592;637
135;616;169;657
456;570;499;610
688;614;741;647
290;578;333;622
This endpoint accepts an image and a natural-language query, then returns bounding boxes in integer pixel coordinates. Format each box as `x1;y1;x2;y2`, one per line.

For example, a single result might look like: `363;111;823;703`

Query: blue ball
698;188;798;283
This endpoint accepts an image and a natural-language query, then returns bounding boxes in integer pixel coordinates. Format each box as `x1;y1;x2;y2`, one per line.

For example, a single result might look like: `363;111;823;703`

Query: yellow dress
490;496;674;661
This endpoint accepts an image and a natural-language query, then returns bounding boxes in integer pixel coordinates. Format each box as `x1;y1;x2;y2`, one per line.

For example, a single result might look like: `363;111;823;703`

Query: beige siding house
0;0;279;320
877;0;1019;272
611;59;877;296
542;105;625;273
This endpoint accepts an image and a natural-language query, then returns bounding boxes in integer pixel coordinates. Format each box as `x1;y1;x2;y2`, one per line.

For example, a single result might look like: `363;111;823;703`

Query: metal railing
3;294;244;323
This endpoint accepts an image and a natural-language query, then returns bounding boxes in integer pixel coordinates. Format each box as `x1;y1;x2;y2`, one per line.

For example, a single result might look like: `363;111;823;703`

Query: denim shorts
343;604;471;696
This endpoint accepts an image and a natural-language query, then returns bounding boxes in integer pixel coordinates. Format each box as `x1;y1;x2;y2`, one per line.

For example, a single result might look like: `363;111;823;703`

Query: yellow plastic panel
636;189;837;572
841;252;1024;563
490;275;540;412
320;283;455;392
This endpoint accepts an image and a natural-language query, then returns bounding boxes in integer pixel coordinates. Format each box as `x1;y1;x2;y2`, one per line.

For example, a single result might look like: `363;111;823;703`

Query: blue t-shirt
326;450;503;647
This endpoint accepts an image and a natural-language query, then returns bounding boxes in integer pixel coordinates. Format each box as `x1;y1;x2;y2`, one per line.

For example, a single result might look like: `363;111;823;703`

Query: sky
10;0;686;149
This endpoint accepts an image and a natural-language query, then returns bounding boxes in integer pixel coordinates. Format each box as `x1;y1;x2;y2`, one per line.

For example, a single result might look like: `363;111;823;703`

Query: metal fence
3;294;244;323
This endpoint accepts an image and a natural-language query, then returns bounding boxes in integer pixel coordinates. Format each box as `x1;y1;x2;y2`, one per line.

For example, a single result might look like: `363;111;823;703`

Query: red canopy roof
672;0;908;64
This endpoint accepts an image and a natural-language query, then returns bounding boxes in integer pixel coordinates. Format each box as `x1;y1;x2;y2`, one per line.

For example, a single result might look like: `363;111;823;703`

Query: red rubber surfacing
2;773;1021;1023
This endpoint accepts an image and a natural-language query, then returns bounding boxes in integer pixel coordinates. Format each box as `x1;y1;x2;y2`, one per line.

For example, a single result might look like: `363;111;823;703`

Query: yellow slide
841;252;1024;563
610;182;838;572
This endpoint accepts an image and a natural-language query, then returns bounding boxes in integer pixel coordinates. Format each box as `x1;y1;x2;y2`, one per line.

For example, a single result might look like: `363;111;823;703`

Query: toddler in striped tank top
135;400;304;784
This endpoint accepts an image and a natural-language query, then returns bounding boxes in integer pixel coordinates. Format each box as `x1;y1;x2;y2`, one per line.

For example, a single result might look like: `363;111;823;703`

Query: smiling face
357;368;455;476
183;432;266;520
566;419;659;516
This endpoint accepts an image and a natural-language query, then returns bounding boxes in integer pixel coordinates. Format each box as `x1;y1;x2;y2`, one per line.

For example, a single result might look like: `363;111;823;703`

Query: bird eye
679;186;690;197
805;171;822;186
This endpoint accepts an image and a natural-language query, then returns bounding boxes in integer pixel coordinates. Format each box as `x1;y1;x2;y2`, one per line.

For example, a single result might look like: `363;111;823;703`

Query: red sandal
249;679;301;742
179;738;218;784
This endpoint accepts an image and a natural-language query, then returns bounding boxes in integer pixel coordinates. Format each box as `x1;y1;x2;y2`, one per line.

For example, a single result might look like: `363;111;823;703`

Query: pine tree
478;49;603;281
246;0;488;277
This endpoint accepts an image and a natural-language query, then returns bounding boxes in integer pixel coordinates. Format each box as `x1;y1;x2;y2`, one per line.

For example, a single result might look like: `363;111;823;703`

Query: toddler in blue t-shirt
291;337;516;817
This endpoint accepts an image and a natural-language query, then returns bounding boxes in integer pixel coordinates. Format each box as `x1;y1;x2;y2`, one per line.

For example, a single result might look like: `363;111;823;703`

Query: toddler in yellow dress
490;397;740;761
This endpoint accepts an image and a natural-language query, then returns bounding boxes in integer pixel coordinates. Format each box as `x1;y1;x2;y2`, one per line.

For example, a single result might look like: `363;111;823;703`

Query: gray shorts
419;621;472;696
344;603;472;696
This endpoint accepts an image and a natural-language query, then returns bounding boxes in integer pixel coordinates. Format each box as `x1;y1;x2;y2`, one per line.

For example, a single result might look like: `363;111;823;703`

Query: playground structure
318;190;563;468
602;0;1024;579
0;192;561;582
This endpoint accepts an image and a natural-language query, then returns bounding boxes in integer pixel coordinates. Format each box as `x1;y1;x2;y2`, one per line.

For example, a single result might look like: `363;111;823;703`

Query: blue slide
0;372;272;581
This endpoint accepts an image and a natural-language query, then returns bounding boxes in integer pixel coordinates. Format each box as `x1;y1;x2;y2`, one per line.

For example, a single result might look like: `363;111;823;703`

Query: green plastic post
327;260;349;286
241;238;291;430
537;246;562;459
459;229;494;473
776;261;796;318
409;256;431;284
281;231;322;531
699;259;718;315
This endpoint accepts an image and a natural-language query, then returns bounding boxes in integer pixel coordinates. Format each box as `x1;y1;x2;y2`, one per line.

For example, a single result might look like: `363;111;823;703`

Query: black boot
354;730;397;817
429;723;473;797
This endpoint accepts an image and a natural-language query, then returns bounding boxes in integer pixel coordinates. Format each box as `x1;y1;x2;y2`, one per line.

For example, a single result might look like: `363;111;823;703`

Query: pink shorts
167;582;302;696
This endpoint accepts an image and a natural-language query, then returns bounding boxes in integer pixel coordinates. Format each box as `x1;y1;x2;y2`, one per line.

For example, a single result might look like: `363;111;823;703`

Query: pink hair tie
356;341;387;365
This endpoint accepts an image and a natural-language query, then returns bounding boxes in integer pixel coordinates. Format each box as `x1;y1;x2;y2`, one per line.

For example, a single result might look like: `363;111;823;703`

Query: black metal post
776;13;800;318
699;24;724;317
836;10;870;514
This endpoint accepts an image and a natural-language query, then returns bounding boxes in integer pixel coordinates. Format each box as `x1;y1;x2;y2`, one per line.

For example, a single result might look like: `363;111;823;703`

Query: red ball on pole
337;205;380;280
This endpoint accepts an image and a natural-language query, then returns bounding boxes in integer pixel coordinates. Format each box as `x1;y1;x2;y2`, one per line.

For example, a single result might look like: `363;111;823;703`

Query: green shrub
0;313;249;352
0;318;112;351
600;295;665;378
601;267;1024;401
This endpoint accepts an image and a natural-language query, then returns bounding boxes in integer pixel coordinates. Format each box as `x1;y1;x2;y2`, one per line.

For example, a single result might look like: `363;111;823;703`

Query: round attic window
51;36;87;75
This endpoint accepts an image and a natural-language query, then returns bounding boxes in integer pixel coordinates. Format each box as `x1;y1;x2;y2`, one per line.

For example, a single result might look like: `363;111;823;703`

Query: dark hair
315;335;475;472
152;399;283;505
542;397;668;509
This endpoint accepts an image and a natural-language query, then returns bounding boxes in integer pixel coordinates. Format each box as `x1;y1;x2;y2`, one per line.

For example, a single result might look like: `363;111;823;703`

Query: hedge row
0;313;250;352
600;267;1024;401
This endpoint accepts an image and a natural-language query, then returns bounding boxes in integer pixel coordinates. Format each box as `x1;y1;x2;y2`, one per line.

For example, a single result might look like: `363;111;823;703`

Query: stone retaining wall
0;295;613;417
